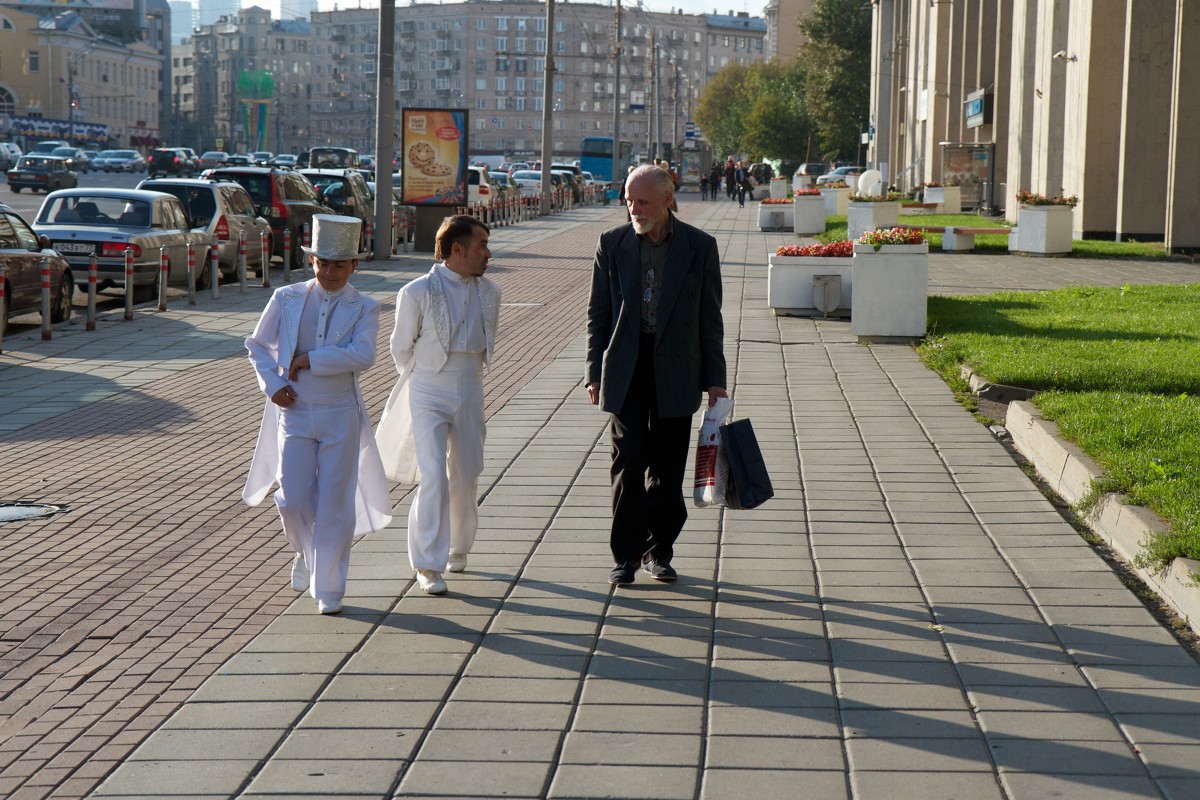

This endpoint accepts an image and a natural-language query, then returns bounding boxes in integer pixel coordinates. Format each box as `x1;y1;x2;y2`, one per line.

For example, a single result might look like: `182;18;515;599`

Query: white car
467;165;496;208
510;169;569;195
580;171;596;187
815;165;865;187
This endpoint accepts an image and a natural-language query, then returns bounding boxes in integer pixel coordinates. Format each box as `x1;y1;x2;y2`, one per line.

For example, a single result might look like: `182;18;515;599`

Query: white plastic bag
693;396;734;507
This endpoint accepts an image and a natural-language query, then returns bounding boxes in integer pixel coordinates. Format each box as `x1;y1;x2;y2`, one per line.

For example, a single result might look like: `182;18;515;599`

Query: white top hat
301;214;370;260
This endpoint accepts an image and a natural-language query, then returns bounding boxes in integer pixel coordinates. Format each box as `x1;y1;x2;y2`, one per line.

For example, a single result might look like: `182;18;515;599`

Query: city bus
580;137;634;185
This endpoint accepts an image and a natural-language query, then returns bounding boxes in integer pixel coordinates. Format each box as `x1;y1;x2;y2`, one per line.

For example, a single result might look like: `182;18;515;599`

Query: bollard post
186;242;196;305
210;235;221;300
301;223;311;278
283;227;292;283
86;255;97;331
364;219;373;262
40;257;52;340
260;231;271;288
123;247;135;320
157;246;169;312
238;235;247;293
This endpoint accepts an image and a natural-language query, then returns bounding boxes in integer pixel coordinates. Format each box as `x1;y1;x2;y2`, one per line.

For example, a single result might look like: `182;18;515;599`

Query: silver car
138;177;273;286
33;189;212;299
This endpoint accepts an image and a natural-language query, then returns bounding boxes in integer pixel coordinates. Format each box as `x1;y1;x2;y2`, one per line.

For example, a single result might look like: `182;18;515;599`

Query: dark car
0;202;74;328
147;148;196;178
50;147;90;173
299;168;373;240
308;147;360;169
6;155;78;193
205;166;333;271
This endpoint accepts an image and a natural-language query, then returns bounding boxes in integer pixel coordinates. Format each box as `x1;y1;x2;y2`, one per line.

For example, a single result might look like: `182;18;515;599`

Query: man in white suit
243;214;392;614
375;215;500;595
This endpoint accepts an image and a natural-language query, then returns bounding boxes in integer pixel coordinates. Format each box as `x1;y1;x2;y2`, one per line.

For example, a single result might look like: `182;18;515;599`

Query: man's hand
288;353;311;381
707;386;728;408
586;381;600;406
271;385;297;408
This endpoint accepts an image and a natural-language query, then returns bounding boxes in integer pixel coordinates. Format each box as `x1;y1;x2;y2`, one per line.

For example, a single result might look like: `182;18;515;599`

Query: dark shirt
637;215;674;333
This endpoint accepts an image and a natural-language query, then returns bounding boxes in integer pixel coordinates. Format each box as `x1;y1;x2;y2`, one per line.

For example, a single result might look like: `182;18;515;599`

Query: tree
797;0;871;162
694;63;753;159
695;59;813;164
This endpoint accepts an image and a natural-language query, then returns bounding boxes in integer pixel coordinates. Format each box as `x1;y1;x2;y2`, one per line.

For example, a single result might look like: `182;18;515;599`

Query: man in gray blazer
586;164;727;585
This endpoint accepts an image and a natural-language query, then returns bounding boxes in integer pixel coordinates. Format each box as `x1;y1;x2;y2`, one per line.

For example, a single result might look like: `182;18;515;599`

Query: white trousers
275;388;359;603
408;353;485;571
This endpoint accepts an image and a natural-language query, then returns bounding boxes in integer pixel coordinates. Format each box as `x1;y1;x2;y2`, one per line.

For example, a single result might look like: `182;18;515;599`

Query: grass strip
919;284;1200;568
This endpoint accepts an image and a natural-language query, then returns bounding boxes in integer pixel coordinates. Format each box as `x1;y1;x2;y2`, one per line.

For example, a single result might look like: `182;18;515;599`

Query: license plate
16;173;31;180
56;242;95;255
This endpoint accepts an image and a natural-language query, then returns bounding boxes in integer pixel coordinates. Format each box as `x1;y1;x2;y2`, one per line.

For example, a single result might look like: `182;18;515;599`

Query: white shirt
297;282;345;354
436;263;486;355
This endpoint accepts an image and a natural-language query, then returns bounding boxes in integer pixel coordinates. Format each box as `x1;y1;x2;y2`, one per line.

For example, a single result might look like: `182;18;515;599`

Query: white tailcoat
243;279;393;536
375;265;501;483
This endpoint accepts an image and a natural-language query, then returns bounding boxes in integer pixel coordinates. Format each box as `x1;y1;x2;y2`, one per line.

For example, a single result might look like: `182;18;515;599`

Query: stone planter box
924;185;961;214
793;175;816;192
820;186;850;216
769;178;790;200
850;242;929;341
758;202;793;231
847;200;900;242
1010;204;1074;255
792;194;826;235
767;254;852;318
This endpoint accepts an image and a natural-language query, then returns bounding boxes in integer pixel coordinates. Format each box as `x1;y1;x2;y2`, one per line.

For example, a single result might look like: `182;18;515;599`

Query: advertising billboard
400;108;468;207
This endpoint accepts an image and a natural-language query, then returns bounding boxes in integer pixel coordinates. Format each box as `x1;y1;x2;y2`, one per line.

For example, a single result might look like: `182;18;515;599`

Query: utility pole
539;0;555;214
373;0;395;260
648;32;656;161
611;0;621;188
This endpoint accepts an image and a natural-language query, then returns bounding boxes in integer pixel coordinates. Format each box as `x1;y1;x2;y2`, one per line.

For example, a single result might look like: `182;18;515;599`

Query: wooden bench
882;223;1014;252
901;201;938;210
941;226;1013;252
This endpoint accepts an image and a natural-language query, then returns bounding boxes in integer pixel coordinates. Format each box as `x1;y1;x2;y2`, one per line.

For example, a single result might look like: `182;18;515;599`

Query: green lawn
918;284;1200;569
814;214;1177;259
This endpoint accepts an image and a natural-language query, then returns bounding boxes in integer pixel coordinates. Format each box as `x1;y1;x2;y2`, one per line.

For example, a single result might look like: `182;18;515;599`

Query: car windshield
113;150;138;159
50;148;76;157
39;196;152;227
147;185;215;221
15;157;56;170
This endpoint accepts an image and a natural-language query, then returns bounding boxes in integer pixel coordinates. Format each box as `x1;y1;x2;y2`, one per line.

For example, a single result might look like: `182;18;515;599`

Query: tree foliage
694;0;870;164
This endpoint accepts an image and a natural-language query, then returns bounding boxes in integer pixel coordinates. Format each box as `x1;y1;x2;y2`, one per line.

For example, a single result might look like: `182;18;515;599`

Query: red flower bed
775;240;854;258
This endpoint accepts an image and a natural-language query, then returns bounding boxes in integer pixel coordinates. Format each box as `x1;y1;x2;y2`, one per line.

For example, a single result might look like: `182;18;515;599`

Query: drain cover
0;503;68;522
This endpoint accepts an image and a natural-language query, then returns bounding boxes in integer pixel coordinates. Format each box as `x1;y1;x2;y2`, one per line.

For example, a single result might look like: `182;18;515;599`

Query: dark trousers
609;333;692;566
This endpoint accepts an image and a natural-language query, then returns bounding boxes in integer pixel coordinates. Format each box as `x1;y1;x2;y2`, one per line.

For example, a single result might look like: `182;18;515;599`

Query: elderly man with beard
585;164;728;586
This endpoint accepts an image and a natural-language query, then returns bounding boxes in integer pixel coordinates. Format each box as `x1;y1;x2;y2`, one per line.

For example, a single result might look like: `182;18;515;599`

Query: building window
476;19;486;30
496;17;507;30
476;98;486;109
476;78;487;90
27;50;39;73
496;37;507;51
496;77;506;91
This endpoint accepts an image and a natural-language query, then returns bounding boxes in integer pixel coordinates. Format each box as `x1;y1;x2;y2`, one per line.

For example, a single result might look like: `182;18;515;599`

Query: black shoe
608;561;637;585
642;559;678;582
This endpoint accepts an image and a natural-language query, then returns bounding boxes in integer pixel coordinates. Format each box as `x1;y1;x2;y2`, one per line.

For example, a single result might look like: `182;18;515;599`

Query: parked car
308;147;360;169
795;161;829;177
95;149;146;173
298;168;374;243
251;151;274;165
205;166;333;272
225;154;255;167
199;150;229;169
491;170;522;201
49;147;90;173
0;202;74;327
7;155;78;193
0;142;23;172
467;165;496;208
269;153;297;168
815;165;865;187
552;168;583;202
147;148;196;178
509;169;569;194
32;188;212;299
176;147;202;173
137;177;272;287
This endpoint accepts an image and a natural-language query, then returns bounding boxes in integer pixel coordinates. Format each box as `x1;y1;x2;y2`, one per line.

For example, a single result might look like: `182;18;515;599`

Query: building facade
868;0;1198;250
0;4;163;150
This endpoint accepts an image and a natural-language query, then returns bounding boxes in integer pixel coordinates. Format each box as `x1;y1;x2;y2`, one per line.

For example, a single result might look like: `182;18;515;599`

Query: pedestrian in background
243;214;392;615
376;215;501;596
585;164;727;586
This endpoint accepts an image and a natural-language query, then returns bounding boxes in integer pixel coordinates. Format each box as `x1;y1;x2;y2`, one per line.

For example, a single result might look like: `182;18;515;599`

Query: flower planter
769;177;789;200
847;200;900;242
850;242;929;341
792;194;826;235
1010;204;1074;255
793;175;816;192
924;185;961;214
758;202;793;231
768;254;852;318
820;186;850;216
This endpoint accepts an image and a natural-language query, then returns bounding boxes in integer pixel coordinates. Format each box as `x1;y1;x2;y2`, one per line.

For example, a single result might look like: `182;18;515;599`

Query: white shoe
416;569;448;595
290;554;309;591
317;598;343;615
447;551;468;573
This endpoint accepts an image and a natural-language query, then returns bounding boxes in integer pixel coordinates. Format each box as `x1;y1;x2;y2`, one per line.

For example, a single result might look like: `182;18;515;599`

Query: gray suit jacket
586;215;726;418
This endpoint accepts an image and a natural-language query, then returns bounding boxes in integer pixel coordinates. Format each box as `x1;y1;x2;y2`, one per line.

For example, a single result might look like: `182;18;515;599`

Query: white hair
625;164;674;196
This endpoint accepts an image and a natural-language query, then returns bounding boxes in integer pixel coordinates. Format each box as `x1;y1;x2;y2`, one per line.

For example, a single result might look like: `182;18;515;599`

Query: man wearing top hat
243;214;392;614
375;215;500;596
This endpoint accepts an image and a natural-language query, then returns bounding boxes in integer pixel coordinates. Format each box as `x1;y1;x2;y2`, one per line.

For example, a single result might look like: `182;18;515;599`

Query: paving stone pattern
2;197;1199;799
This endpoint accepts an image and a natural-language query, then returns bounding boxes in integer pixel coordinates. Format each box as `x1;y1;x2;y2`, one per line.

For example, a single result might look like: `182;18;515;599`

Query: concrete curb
1006;399;1200;634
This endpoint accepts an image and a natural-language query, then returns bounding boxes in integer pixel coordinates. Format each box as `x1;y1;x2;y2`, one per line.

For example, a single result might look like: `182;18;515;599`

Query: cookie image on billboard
420;162;453;176
408;142;436;166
